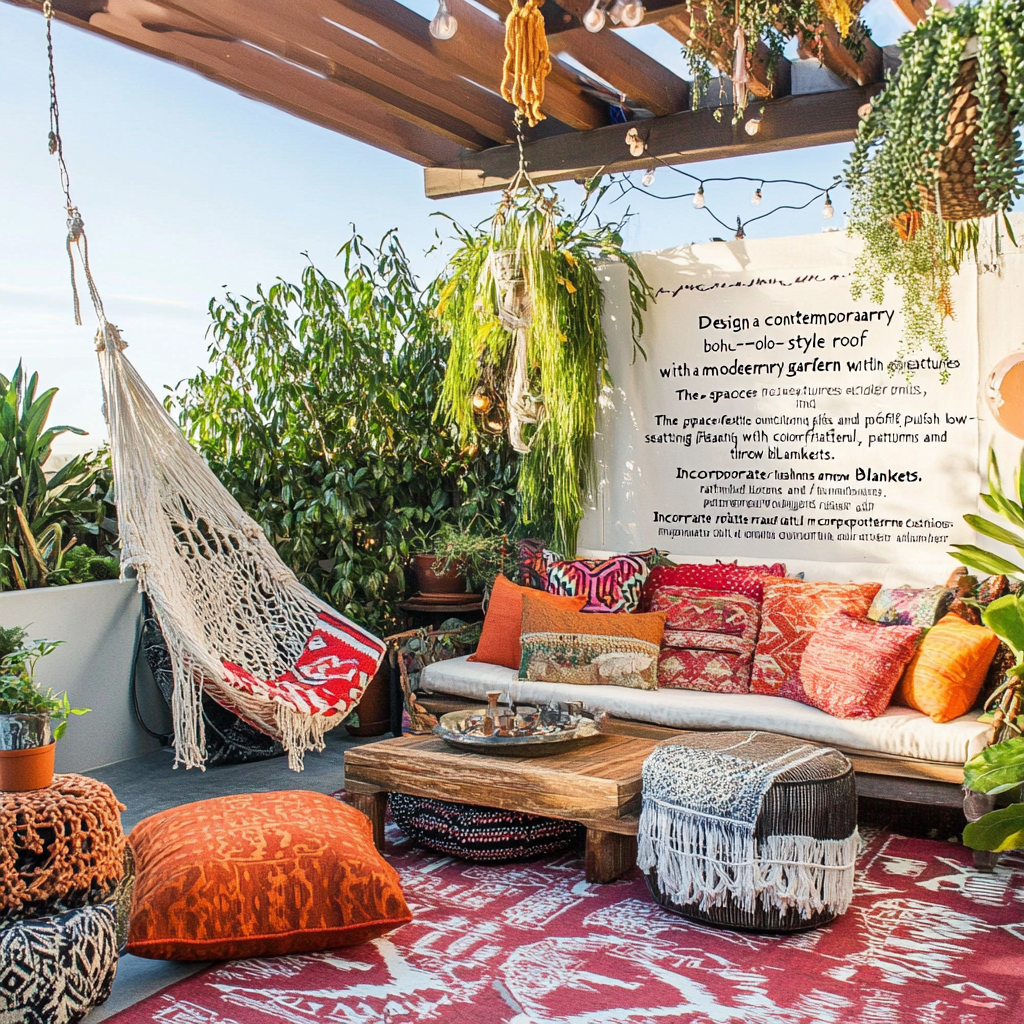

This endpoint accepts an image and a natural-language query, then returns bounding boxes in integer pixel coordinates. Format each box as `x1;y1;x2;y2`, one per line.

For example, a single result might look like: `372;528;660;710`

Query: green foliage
0;626;87;741
0;365;116;591
433;187;652;556
951;448;1024;579
964;735;1024;795
170;230;519;636
431;516;516;594
963;802;1024;851
847;0;1024;366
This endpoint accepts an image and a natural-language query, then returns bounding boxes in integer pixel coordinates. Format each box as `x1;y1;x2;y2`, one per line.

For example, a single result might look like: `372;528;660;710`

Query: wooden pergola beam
890;0;952;26
797;22;883;89
424;83;880;198
12;0;466;165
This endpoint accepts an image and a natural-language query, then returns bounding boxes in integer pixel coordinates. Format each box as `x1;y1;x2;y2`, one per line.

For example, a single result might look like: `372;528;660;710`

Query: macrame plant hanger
39;3;385;771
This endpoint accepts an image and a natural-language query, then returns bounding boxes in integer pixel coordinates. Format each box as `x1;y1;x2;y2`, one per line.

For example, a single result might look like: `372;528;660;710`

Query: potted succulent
0;625;88;791
846;0;1024;371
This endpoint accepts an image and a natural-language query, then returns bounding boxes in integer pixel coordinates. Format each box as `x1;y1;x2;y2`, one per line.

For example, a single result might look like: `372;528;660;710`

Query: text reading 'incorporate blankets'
591;236;979;563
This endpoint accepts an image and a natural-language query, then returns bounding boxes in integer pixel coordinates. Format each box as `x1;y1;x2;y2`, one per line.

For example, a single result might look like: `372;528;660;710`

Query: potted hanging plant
433;184;652;556
0;625;88;791
846;0;1024;373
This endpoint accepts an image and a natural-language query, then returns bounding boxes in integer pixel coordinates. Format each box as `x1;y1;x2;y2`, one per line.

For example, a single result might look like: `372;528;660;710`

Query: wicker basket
919;50;1012;222
642;732;857;934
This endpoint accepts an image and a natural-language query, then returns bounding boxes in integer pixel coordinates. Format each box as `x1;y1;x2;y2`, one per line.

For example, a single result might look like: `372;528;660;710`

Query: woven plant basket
919;48;1013;222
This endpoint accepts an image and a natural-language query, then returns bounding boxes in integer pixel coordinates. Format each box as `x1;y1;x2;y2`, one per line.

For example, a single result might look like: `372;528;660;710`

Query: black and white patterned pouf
0;905;118;1024
390;793;583;862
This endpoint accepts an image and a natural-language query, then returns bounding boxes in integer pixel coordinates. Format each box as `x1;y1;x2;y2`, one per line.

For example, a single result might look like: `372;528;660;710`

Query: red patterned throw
642;561;786;606
106;812;1024;1024
751;579;881;702
798;613;924;719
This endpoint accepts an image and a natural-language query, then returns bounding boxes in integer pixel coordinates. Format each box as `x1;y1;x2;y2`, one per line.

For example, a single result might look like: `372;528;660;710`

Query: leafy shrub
170;231;519;635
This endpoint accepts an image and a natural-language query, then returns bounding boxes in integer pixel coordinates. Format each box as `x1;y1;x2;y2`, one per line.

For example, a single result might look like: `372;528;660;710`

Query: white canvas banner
589;232;979;565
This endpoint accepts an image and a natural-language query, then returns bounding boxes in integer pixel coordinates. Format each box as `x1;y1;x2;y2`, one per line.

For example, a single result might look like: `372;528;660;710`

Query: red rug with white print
109;814;1024;1024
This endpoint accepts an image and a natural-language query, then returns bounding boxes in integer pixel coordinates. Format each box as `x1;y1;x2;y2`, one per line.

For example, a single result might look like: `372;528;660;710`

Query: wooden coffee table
343;732;660;883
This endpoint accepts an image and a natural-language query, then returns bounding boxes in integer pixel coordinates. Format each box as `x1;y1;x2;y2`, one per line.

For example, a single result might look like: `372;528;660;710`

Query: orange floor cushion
126;791;411;961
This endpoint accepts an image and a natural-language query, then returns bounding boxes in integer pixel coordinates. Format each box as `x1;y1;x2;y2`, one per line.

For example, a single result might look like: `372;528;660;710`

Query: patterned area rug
108;814;1024;1024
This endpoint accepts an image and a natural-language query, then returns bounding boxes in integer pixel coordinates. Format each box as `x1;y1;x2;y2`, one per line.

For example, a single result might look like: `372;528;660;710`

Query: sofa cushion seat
420;656;990;765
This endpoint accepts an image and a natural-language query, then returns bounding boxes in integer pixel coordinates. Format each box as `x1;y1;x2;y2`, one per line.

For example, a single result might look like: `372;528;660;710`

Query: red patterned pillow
648;585;760;693
545;555;649;613
751;579;881;701
517;538;562;591
798;613;923;719
641;562;786;608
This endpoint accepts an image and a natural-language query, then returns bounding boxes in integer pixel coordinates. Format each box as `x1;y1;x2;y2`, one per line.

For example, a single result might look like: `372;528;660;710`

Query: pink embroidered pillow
798;612;923;719
641;562;786;608
545;555;649;613
751;579;881;701
648;585;760;693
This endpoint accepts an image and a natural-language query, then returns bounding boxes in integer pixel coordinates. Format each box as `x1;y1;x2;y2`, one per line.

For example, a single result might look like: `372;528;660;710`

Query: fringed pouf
638;731;857;933
390;793;584;862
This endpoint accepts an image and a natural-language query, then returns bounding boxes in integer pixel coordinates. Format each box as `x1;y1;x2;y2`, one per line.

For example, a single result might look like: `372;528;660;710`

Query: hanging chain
43;0;110;333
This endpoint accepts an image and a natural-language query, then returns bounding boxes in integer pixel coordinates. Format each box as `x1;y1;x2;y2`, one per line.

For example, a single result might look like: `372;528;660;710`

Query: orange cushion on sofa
469;574;587;670
126;791;411;961
893;613;1000;723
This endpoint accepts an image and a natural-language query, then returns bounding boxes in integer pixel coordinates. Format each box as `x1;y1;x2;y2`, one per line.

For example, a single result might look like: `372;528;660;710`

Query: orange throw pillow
126;791;411;961
469;574;586;670
519;590;666;689
893;613;1000;723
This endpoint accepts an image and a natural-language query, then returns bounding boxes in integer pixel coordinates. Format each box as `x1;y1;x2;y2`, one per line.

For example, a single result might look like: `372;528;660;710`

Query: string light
625;126;646;158
734;217;745;240
617;0;646;27
751;186;762;205
582;0;606;32
822;192;834;219
641;166;655;187
692;184;705;209
744;117;761;136
429;0;458;39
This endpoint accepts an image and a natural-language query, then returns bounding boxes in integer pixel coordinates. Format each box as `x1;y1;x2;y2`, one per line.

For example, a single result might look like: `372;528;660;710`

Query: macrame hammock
40;4;385;771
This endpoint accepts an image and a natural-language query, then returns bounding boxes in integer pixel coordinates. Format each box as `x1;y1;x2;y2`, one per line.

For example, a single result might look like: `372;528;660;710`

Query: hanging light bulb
751;186;762;206
822;192;834;219
734;217;745;241
618;0;645;27
625;126;645;158
471;387;493;415
429;0;458;40
641;166;655;187
744;117;761;136
692;185;705;209
582;0;606;32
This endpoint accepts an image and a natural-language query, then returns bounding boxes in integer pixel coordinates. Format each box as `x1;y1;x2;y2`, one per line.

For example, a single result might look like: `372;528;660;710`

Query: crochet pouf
389;793;583;862
0;904;119;1024
0;774;126;925
638;731;857;933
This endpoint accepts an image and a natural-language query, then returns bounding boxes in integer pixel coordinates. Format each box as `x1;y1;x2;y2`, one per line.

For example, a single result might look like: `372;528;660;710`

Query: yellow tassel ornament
818;0;863;39
501;0;551;127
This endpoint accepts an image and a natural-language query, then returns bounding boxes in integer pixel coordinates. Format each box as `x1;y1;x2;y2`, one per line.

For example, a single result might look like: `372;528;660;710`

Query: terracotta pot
347;658;392;737
0;742;56;791
411;554;467;596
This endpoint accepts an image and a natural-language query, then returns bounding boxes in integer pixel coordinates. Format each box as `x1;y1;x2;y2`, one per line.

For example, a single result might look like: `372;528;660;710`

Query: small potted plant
431;519;513;597
0;625;88;791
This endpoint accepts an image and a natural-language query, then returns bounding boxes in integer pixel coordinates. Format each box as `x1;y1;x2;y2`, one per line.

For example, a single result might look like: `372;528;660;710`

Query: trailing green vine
433;186;652;556
846;0;1024;369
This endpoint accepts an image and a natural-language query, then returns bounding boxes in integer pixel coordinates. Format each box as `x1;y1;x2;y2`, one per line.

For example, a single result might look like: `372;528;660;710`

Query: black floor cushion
0;905;118;1024
389;793;583;862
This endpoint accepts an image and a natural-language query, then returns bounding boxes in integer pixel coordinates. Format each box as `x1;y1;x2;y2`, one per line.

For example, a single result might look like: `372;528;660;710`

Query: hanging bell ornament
471;387;493;414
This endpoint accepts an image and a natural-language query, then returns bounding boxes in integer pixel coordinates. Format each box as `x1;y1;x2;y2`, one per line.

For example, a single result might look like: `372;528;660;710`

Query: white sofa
417;554;991;806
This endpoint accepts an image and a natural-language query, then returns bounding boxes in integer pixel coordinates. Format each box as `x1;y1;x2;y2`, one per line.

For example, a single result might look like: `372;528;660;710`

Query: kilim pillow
126;791;411;960
545;554;650;613
641;561;787;608
751;579;881;701
519;590;666;689
648;585;760;693
867;585;954;628
469;574;587;670
0;905;118;1024
892;613;1001;723
389;793;582;862
517;538;563;590
798;612;923;719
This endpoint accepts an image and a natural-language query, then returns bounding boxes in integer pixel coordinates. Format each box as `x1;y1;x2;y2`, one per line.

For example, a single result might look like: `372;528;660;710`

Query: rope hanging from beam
500;0;550;127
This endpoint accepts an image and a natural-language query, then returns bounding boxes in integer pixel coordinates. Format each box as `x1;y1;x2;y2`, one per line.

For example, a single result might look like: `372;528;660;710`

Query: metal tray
433;709;603;758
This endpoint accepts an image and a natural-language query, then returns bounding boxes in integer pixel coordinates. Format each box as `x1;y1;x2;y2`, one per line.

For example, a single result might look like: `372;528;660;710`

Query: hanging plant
846;0;1024;370
433;185;652;556
677;1;870;117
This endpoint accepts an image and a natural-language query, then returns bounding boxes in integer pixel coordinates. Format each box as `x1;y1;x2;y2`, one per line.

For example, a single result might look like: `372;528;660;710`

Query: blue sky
0;0;914;451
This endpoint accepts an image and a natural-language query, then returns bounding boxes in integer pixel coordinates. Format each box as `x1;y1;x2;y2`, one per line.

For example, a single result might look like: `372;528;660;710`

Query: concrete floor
84;730;378;1021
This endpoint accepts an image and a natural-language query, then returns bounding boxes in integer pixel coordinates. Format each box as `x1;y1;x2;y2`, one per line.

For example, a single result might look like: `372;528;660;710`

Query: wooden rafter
797;21;883;88
424;83;880;198
891;0;952;27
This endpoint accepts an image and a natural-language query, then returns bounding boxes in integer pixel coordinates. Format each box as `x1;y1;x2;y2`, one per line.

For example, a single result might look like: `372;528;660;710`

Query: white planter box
0;579;170;772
